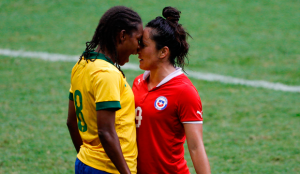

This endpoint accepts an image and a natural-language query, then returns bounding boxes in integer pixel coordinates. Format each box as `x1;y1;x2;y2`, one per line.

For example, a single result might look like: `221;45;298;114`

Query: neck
147;63;176;90
95;46;115;63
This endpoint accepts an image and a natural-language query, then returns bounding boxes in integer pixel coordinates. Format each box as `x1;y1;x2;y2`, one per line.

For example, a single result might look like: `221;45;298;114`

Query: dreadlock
78;6;142;77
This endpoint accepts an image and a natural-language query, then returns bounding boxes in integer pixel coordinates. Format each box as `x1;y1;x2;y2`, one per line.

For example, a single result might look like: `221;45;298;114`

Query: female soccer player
67;6;143;174
132;7;211;174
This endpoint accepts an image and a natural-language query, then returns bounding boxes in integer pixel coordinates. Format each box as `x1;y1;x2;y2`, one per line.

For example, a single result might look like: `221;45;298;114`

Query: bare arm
184;123;211;174
67;99;83;153
97;109;130;174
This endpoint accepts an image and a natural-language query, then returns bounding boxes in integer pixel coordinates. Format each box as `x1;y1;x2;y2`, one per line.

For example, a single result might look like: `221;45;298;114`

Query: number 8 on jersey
74;90;88;132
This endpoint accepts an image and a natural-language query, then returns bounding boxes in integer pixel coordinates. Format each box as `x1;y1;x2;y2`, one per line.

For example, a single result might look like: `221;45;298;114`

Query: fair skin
137;27;211;174
184;124;211;174
67;24;143;174
138;27;176;90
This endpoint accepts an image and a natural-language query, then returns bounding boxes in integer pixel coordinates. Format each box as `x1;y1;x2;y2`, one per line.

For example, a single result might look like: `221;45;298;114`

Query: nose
137;46;141;54
137;43;141;51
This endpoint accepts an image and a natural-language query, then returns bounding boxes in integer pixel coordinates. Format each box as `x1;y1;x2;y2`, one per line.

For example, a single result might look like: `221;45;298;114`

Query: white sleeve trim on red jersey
182;121;203;124
143;68;183;87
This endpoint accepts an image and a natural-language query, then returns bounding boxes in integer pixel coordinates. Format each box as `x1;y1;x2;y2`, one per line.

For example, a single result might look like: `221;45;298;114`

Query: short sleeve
132;74;143;92
69;84;74;101
92;70;122;111
69;66;75;101
178;85;203;123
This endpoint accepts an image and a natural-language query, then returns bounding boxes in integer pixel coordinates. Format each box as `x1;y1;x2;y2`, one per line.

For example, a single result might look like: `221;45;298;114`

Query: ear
119;30;127;43
158;46;170;59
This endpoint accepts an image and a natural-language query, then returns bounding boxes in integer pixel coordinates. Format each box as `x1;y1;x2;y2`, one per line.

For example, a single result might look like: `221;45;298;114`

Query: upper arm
68;78;76;123
97;109;117;132
67;99;77;124
184;123;203;148
184;123;211;174
184;123;203;136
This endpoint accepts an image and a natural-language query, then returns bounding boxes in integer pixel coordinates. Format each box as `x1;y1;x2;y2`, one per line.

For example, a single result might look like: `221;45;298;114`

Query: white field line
1;48;300;93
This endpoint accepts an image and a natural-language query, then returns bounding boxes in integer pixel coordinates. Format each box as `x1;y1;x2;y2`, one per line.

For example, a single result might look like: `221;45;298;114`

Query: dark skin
97;109;131;174
67;100;82;153
67;27;142;174
67;100;130;174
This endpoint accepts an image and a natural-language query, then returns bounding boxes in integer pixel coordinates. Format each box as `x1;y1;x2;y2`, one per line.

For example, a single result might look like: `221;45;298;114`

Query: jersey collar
83;51;114;65
143;67;183;87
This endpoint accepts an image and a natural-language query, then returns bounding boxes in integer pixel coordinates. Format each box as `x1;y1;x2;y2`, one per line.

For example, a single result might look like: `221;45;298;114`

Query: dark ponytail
163;6;180;24
146;6;190;70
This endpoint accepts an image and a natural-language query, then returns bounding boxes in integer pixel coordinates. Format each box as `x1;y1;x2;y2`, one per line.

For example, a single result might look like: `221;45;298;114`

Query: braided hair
79;6;142;76
146;6;191;70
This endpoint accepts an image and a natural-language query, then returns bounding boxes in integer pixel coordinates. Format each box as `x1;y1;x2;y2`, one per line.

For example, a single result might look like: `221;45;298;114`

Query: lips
138;54;143;61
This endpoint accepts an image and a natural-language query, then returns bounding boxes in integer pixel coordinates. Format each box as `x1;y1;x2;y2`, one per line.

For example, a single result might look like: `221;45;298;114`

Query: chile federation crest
154;96;168;110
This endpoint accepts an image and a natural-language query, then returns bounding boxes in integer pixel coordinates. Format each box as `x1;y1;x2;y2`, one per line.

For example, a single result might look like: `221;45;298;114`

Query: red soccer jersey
132;68;203;174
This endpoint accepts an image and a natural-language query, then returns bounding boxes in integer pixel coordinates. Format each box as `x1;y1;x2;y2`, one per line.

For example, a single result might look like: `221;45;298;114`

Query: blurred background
0;0;299;173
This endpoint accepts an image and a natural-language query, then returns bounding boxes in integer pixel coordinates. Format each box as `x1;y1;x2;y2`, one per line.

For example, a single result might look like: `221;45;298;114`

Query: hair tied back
162;6;181;24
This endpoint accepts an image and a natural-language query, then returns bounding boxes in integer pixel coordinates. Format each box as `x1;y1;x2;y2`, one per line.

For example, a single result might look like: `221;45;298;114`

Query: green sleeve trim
96;101;121;111
69;92;74;101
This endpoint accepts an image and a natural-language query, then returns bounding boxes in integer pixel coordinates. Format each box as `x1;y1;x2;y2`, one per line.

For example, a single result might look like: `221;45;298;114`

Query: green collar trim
83;51;114;65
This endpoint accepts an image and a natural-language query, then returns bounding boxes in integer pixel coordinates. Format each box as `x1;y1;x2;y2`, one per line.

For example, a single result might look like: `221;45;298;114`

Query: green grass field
1;0;300;173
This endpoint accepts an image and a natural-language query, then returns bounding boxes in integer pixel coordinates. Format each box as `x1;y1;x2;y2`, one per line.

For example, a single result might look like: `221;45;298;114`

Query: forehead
143;27;152;40
132;23;143;37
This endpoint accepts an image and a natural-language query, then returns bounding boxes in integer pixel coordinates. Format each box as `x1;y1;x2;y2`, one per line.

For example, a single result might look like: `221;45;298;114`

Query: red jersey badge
154;96;168;110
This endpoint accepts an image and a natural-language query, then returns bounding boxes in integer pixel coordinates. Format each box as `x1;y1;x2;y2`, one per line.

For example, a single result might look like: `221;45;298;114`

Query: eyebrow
142;35;151;43
142;39;149;45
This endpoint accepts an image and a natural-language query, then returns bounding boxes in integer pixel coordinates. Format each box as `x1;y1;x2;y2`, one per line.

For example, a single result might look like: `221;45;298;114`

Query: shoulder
70;60;82;76
134;74;144;81
173;74;199;94
91;59;118;71
133;74;144;85
132;74;144;93
89;59;122;77
70;63;77;77
178;74;193;85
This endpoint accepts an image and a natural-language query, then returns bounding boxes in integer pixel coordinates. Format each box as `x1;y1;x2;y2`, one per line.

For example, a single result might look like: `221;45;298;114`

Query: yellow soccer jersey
69;52;137;174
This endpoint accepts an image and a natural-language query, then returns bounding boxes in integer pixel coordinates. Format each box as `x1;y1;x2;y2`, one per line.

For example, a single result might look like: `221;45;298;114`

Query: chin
118;56;129;66
119;59;129;66
119;62;126;66
139;64;147;71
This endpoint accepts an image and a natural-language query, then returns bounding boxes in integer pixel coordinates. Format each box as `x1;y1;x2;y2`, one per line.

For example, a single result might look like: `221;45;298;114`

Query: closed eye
138;37;144;48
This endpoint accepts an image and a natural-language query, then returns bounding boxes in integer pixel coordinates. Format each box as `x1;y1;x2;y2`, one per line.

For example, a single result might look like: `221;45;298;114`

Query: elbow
188;142;204;154
66;119;71;127
189;145;200;154
98;129;113;143
190;143;200;150
98;129;107;139
66;118;76;129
